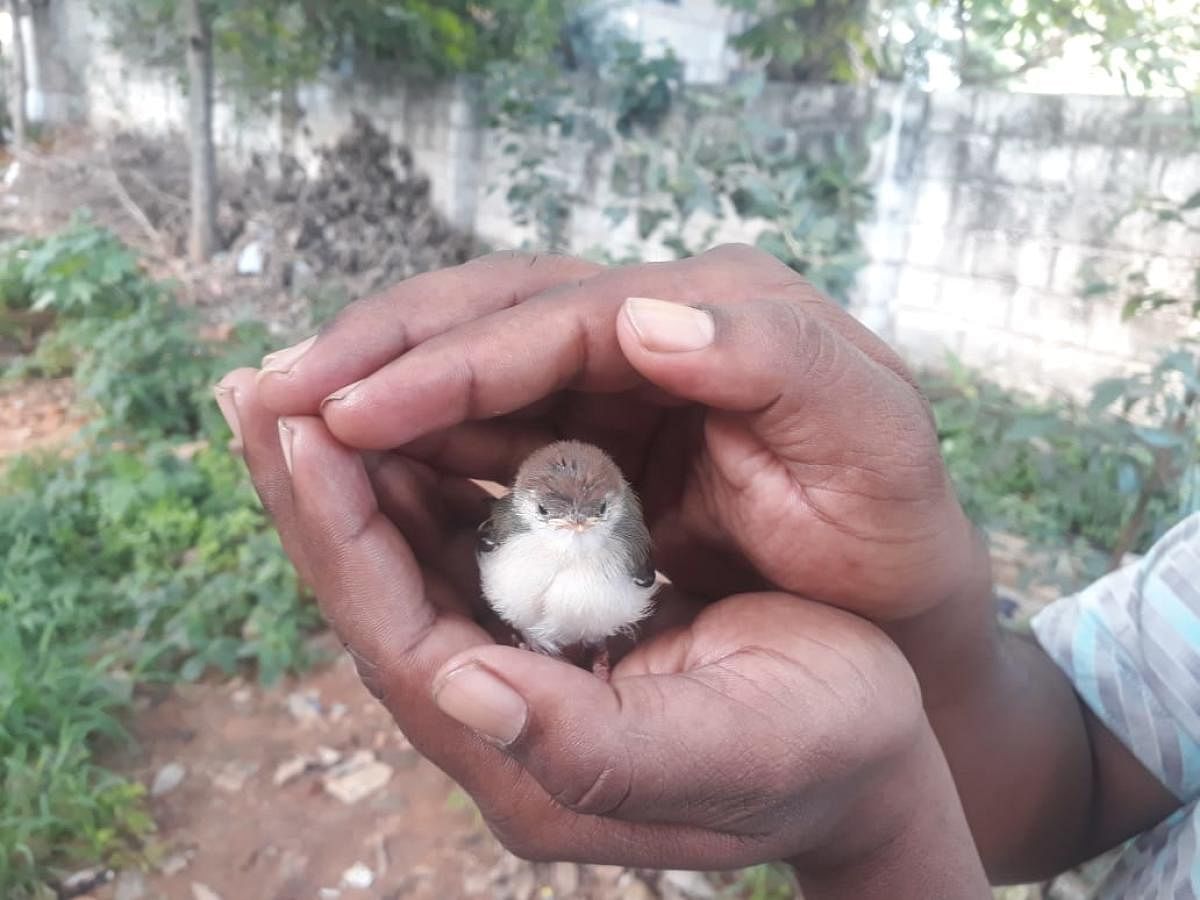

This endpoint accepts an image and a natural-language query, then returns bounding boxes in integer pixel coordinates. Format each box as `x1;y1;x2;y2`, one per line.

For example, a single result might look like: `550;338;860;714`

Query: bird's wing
477;517;499;553
631;546;656;588
614;494;657;587
478;492;519;553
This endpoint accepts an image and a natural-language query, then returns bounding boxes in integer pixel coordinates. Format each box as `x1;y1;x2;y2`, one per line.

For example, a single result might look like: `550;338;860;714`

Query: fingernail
278;418;295;475
624;297;715;352
321;378;364;408
260;335;317;376
434;664;527;746
212;384;243;446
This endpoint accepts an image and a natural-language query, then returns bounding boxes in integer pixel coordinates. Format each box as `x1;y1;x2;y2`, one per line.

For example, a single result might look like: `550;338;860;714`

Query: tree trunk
956;0;968;78
185;0;216;263
7;0;27;151
279;79;301;161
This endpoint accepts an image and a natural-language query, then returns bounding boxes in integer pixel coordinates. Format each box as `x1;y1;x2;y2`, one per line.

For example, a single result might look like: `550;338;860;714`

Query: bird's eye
598;501;608;515
536;503;548;516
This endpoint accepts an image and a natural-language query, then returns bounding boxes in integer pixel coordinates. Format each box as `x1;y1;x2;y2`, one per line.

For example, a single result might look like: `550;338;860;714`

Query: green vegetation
927;175;1200;583
925;361;1174;564
720;0;1200;93
0;221;315;895
96;0;577;99
488;44;876;304
730;863;799;899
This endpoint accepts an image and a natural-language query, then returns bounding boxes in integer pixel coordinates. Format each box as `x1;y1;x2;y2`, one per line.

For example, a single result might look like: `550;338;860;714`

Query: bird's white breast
479;525;656;653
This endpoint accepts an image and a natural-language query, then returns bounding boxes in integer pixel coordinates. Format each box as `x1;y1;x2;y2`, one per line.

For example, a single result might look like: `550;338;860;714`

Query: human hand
254;246;982;622
215;368;988;898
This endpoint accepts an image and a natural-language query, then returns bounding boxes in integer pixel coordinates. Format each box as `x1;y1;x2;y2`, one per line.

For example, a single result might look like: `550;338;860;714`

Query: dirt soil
73;635;736;900
100;641;503;900
0;378;85;459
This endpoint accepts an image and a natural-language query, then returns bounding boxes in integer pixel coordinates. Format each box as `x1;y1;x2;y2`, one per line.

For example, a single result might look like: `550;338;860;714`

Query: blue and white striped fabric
1032;513;1200;898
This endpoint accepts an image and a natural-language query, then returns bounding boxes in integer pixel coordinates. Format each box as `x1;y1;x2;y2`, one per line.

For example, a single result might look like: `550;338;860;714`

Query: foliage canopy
722;0;1200;92
94;0;577;102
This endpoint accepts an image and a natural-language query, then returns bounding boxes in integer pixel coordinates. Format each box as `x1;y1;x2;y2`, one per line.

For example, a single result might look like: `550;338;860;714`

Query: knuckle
776;300;839;378
549;749;634;817
702;241;761;261
702;242;789;275
473;249;538;268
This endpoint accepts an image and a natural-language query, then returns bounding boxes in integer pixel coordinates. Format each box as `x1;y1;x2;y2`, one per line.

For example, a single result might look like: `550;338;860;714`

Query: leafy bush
924;359;1174;559
719;0;1200;92
0;218;146;319
0;225;314;894
0;626;152;889
1;442;315;679
488;42;876;303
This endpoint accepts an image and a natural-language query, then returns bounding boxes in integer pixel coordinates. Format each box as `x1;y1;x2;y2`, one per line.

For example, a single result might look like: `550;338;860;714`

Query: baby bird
477;440;659;679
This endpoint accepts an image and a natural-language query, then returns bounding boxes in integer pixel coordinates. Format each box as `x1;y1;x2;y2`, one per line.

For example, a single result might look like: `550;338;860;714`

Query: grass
0;221;318;896
922;359;1175;575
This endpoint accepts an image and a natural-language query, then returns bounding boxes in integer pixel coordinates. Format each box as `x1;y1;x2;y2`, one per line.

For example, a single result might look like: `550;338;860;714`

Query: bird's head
512;440;626;537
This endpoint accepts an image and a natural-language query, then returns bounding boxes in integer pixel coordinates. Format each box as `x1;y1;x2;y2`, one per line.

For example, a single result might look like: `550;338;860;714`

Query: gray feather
613;486;656;587
477;492;527;554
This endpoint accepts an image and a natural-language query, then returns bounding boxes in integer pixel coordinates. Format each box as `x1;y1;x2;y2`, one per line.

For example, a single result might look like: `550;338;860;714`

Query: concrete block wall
27;1;1200;395
28;1;485;232
880;89;1200;393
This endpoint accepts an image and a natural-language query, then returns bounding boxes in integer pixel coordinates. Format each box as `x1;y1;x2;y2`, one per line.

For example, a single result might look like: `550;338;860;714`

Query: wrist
883;518;1000;711
790;722;990;900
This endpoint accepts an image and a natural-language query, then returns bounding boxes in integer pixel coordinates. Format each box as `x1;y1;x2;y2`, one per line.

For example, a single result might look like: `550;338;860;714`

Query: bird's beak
562;515;590;533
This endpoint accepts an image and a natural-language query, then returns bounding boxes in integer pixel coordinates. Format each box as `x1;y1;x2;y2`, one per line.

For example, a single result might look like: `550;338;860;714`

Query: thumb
615;295;924;441
430;643;795;828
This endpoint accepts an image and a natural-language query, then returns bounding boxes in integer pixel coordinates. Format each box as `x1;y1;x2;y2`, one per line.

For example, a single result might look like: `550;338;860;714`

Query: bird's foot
590;646;611;682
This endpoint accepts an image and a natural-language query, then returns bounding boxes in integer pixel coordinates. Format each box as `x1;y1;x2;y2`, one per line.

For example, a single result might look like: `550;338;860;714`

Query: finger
318;245;799;449
256;252;602;415
272;417;555;832
615;295;937;472
216;367;314;587
278;416;477;675
433;645;777;828
366;453;488;610
400;389;665;485
617;295;909;418
432;595;882;831
401;420;556;484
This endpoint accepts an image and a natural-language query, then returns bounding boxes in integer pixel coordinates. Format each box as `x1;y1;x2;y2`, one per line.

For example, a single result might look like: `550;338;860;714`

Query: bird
476;440;659;679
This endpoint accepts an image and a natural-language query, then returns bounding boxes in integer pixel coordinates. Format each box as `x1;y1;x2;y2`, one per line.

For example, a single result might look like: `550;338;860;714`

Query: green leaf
1136;427;1186;449
636;207;671;240
1090;377;1130;412
1117;461;1141;496
603;205;629;227
1003;414;1057;442
1081;280;1116;298
179;656;206;682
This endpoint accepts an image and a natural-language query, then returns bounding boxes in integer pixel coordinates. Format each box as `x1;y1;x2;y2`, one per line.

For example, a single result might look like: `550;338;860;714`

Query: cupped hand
216;368;986;897
253;246;981;621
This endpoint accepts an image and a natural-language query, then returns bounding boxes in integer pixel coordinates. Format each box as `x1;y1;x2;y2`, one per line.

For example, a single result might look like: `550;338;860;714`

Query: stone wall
23;1;1200;394
874;88;1200;389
